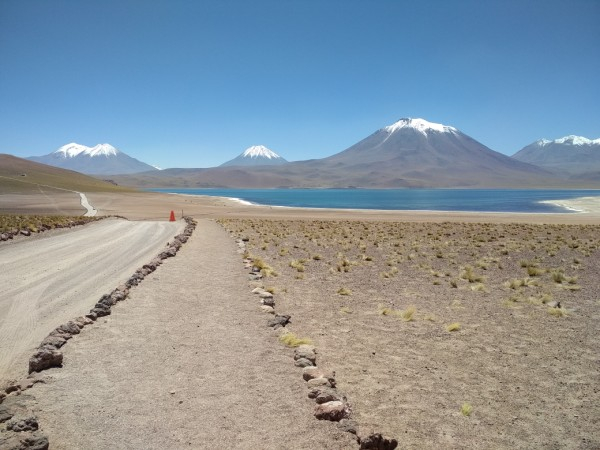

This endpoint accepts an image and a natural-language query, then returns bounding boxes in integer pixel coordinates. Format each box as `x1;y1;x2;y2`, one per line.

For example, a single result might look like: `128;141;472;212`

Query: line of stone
0;217;197;450
235;237;398;450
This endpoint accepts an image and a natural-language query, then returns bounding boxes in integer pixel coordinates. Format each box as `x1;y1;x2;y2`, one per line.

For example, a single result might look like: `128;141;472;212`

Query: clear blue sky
1;0;598;168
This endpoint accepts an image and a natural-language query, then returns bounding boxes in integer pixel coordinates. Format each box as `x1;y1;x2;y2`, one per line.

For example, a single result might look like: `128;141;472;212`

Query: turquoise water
148;188;600;213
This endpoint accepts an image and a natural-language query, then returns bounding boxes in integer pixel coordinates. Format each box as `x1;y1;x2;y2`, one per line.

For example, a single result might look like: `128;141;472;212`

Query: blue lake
147;188;600;214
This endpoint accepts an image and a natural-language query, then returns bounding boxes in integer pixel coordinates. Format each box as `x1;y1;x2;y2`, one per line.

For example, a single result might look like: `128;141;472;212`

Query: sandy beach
1;189;599;448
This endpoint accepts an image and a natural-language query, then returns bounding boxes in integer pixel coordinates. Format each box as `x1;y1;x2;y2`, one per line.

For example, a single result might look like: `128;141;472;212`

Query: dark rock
303;367;334;382
40;335;66;349
19;432;50;450
294;345;317;364
29;348;63;373
57;321;80;335
260;297;275;307
294;358;314;368
314;401;349;421
48;329;72;340
85;311;98;321
5;385;20;394
174;234;188;243
159;247;177;259
0;233;8;241
308;386;340;402
110;290;126;302
359;433;398;450
315;389;343;404
90;306;111;317
0;404;13;422
20;230;31;237
338;418;359;435
7;416;39;432
267;315;291;328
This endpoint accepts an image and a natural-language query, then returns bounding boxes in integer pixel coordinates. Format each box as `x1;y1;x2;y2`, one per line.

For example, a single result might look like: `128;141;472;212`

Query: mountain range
15;119;600;188
107;118;596;189
28;143;158;175
512;135;600;180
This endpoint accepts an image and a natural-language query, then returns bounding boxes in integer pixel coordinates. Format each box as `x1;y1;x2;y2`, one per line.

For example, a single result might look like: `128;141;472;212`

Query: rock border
236;238;398;450
0;217;197;450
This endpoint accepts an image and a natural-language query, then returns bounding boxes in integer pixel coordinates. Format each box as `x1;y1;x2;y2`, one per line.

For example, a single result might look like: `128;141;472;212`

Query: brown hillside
0;154;132;193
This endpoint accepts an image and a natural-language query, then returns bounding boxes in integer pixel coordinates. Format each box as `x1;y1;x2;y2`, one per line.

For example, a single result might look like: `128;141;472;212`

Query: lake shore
85;191;600;225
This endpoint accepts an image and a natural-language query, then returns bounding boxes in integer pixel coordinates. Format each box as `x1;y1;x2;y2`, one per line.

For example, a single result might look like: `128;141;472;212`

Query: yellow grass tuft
548;307;568;317
400;306;416;322
446;322;461;332
461;403;473;416
279;332;313;347
337;287;352;296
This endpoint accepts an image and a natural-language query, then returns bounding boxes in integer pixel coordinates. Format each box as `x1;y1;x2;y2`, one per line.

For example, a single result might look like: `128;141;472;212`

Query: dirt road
29;219;356;449
0;218;183;386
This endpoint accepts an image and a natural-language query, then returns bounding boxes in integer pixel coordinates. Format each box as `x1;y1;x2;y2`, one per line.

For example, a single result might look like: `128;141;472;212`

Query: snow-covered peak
556;135;600;146
384;118;457;135
242;145;281;159
53;142;119;158
54;143;89;158
87;143;118;156
537;135;600;147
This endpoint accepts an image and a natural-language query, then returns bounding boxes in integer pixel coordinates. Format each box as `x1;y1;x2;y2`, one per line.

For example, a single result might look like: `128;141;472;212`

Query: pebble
259;305;275;314
294;358;314;368
359;433;398;450
314;401;348;421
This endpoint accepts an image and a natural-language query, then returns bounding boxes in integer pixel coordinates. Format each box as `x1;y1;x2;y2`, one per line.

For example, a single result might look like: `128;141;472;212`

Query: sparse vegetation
461;403;473;416
0;214;98;233
279;332;313;347
446;322;461;332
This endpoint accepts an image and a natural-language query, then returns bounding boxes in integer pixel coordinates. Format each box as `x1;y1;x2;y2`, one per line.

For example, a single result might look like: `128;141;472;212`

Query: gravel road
0;218;183;386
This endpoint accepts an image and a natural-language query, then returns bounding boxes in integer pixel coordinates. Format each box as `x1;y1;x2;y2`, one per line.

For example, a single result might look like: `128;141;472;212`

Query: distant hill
109;118;595;189
512;135;600;177
220;145;288;167
0;154;130;193
28;143;158;175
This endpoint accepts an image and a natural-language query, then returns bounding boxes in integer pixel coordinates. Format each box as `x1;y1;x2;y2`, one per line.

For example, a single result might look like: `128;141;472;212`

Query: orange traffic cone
169;210;175;222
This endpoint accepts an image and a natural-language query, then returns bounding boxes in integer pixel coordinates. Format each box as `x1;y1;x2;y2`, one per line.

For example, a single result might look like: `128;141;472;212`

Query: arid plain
2;189;600;448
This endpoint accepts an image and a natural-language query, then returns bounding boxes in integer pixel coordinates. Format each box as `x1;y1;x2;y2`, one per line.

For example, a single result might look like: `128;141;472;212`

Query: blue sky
1;0;598;169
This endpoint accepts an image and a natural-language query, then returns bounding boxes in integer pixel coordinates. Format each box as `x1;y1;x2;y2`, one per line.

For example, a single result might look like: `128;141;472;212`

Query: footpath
28;219;356;449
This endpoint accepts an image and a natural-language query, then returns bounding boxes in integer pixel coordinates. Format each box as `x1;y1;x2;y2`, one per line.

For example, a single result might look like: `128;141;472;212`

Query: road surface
0;218;183;386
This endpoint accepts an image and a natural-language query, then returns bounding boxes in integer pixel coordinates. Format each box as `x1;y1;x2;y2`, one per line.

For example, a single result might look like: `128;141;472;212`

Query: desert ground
1;189;599;449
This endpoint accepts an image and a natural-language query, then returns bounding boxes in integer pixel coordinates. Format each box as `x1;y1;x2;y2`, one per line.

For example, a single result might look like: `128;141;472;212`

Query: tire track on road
0;219;183;385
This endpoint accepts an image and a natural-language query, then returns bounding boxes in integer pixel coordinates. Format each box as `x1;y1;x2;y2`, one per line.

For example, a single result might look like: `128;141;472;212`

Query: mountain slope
109;118;593;189
220;145;288;167
512;135;600;176
28;143;158;175
0;154;131;193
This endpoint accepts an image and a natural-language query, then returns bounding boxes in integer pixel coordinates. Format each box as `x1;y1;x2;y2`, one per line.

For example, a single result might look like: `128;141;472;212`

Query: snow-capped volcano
384;118;458;135
28;142;158;175
513;135;600;176
317;116;551;186
220;145;288;167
